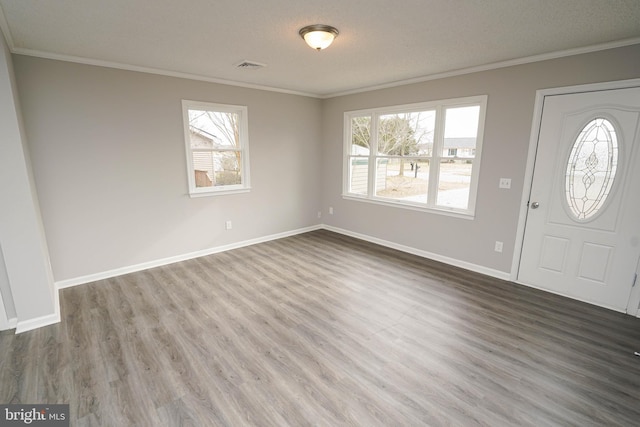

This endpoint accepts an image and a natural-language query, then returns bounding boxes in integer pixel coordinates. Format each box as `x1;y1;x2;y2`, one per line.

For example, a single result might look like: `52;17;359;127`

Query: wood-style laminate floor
1;230;640;426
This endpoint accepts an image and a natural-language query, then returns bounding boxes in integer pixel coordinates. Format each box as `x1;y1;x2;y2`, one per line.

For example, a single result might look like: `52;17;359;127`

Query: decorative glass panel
565;118;618;220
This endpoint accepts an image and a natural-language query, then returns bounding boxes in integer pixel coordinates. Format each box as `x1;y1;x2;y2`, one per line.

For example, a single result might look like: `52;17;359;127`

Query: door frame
511;78;640;317
0;290;16;331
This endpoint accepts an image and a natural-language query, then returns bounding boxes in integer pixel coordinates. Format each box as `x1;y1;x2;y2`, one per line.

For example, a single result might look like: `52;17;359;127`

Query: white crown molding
3;8;638;102
320;37;640;99
0;2;14;48
2;0;640;101
321;37;640;98
11;47;322;99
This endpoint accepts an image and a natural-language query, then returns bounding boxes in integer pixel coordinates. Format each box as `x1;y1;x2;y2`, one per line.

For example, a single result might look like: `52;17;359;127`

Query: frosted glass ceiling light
299;24;339;50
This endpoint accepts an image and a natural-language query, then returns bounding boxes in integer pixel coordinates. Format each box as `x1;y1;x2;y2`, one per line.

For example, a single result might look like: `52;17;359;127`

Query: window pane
378;111;435;156
349;157;368;195
437;159;473;209
343;96;486;215
375;158;429;203
188;109;240;149
443;106;479;159
351;116;371;155
193;151;242;187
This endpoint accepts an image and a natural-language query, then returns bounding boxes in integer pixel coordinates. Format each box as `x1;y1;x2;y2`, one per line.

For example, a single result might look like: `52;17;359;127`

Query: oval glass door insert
565;118;618;220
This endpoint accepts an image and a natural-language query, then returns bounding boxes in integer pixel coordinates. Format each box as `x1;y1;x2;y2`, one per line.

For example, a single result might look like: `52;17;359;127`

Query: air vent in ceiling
235;60;267;70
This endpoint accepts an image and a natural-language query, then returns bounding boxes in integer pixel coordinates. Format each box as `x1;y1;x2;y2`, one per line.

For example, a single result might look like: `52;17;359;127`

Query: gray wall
0;30;56;328
14;56;322;282
320;44;640;274
11;43;640;291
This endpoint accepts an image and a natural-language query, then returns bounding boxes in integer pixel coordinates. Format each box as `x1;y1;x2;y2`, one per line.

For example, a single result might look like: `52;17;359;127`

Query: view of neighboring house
189;126;220;187
443;137;476;159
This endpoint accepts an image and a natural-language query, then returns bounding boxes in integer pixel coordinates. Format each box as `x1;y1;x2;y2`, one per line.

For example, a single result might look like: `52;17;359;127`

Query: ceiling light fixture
299;24;339;51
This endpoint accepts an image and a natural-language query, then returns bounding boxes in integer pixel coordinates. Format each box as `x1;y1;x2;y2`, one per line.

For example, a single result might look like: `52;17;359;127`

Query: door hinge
633;273;638;288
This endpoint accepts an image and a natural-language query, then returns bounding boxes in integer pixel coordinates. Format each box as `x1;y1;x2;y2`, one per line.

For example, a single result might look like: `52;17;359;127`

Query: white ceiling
1;0;639;97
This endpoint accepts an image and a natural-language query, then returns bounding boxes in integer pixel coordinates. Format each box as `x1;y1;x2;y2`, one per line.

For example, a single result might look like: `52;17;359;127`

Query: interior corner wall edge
13;55;324;283
0;30;58;329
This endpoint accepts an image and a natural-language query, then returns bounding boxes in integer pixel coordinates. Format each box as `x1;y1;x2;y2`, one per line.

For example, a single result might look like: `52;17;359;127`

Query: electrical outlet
329;207;334;215
499;178;511;189
317;211;322;219
225;220;232;230
494;241;503;253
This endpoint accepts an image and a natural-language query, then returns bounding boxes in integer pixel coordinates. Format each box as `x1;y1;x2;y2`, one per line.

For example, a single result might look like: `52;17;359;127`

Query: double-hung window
182;100;250;197
344;95;487;217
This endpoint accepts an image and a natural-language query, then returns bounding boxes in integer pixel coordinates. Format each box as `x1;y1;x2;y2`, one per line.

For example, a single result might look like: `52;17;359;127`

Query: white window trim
342;95;487;217
182;100;251;197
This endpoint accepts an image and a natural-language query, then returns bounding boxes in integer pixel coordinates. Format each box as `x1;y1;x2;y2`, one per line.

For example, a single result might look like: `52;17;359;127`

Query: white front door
518;86;640;312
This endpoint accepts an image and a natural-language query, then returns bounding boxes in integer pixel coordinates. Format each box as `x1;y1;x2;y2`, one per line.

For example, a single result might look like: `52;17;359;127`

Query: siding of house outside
350;159;387;194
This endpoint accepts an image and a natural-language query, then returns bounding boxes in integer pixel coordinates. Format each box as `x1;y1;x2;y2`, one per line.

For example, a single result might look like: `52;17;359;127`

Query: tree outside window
344;96;487;216
182;100;250;197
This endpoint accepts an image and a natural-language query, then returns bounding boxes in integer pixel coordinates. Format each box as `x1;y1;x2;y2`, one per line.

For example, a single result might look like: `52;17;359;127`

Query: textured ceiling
1;0;639;97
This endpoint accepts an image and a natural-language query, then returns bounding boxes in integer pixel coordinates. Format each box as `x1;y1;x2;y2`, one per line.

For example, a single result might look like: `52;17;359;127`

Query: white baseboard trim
55;222;511;300
15;310;60;334
15;284;61;333
0;289;15;331
321;225;512;281
56;225;323;290
3;272;61;334
0;316;17;331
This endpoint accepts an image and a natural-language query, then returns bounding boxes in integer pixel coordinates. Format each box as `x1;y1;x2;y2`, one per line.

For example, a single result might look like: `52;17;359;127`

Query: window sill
189;187;251;198
342;194;475;220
